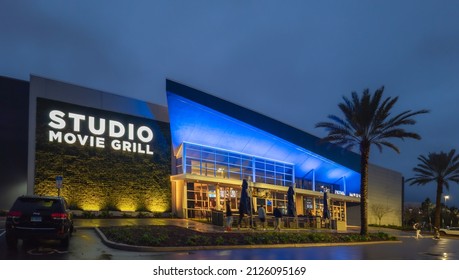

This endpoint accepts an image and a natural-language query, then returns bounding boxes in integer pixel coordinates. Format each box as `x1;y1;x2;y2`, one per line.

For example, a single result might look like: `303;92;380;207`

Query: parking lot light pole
443;195;450;228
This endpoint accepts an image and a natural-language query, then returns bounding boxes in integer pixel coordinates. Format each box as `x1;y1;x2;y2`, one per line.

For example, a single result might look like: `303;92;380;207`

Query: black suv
5;195;74;248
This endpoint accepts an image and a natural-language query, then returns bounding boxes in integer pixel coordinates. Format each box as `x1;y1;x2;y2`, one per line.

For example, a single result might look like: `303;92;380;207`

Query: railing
278;216;324;229
186;208;211;222
186;209;340;230
228;215;325;229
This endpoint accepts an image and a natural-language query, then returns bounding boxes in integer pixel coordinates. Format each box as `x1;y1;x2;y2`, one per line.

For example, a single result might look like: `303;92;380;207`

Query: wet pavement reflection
1;218;458;260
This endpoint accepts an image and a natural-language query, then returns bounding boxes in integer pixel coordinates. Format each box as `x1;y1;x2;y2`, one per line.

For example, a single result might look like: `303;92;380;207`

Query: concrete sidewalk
74;217;225;232
2;216;410;253
82;218;404;252
3;216;411;237
74;217;411;236
0;215;411;235
74;217;335;232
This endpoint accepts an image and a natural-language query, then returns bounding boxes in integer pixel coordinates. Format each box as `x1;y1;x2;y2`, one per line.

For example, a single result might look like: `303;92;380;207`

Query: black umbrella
239;179;249;215
323;191;330;220
287;185;296;217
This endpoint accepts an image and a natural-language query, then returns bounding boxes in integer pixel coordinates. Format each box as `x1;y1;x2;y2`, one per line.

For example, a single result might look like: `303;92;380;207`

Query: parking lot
0;227;182;260
1;218;459;260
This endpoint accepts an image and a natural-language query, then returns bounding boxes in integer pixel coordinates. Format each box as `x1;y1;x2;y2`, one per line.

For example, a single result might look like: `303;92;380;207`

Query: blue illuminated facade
4;75;401;226
166;80;362;223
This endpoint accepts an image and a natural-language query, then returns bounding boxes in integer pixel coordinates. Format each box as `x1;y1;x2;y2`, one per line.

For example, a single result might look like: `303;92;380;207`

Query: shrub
99;225;396;247
82;211;96;219
186;235;211;246
137;212;146;218
99;210;112;218
215;236;225;245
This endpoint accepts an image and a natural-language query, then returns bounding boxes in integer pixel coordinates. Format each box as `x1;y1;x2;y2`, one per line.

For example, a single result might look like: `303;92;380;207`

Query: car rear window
13;197;63;212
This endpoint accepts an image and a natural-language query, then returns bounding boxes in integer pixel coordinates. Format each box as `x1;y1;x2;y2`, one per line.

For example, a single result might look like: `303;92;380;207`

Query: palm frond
316;86;428;155
407;149;459;190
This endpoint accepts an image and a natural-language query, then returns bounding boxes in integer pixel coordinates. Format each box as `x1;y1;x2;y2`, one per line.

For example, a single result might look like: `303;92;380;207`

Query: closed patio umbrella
287;185;296;217
287;185;297;228
323;191;330;220
239;179;249;214
237;179;250;228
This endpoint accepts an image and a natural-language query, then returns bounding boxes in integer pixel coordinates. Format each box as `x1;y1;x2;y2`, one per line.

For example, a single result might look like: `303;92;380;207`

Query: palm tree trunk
434;179;443;229
360;143;370;235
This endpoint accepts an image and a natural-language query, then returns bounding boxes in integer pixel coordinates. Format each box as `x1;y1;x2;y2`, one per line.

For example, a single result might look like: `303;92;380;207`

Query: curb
94;227;402;252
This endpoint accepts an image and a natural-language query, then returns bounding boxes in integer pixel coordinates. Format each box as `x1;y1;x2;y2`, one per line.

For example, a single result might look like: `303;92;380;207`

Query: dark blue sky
1;1;459;207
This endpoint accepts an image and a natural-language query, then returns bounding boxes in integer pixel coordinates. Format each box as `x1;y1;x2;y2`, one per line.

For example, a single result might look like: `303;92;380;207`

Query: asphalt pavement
1;217;459;260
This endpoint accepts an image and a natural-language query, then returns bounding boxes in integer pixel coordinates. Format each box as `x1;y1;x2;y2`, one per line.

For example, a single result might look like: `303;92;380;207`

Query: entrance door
218;185;240;212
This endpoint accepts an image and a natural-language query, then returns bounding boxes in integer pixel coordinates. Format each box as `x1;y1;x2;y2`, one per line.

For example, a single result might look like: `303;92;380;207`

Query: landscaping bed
99;225;396;247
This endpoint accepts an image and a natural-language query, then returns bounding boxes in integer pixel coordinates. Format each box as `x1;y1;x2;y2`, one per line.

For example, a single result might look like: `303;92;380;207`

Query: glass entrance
186;182;242;219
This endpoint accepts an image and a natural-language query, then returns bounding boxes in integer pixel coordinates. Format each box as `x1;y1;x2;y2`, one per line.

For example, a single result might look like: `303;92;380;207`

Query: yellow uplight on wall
146;201;168;212
117;198;137;212
80;202;101;211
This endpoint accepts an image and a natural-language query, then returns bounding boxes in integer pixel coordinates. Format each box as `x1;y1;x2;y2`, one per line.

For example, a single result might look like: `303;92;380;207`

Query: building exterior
166;80;402;226
0;75;402;226
0;76;29;209
28;76;171;213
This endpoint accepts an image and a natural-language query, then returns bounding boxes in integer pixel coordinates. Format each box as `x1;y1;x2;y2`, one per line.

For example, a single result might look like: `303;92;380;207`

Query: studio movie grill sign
47;110;154;155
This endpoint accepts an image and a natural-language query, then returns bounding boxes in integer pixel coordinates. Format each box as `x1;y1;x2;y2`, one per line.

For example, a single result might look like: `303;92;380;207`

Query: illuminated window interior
178;142;294;187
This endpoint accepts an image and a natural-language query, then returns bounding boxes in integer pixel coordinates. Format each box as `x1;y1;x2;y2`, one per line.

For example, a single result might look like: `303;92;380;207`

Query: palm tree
406;149;459;231
450;207;459;227
316;87;428;235
420;197;434;231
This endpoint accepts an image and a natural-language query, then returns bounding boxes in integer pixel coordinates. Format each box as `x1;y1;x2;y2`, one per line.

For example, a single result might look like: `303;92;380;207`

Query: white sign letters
48;110;154;155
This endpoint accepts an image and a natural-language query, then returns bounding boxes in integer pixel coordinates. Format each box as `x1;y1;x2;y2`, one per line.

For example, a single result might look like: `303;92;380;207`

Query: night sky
1;1;459;207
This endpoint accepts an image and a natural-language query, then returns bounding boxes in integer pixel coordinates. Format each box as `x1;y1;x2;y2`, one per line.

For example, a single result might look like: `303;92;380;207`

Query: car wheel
5;234;17;249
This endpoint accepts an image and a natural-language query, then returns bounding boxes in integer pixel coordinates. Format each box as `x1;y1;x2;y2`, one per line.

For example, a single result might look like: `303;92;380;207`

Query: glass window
175;157;183;174
275;164;284;173
266;163;274;171
191;165;201;175
186;147;201;159
216;164;227;178
255;169;265;183
201;151;215;161
242;167;253;179
181;143;294;187
265;178;275;185
228;164;241;172
275;173;285;185
202;161;215;169
241;157;252;167
202;166;215;177
255;161;265;170
255;176;265;183
228;165;241;179
255;168;265;176
215;152;228;163
228;155;241;165
229;172;241;180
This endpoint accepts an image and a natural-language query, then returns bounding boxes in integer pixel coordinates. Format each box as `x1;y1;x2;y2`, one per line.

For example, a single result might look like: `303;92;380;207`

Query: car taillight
7;211;22;218
51;213;68;219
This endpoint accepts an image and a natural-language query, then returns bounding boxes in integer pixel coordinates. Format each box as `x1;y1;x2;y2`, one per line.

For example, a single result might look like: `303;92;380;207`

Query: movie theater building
0;75;403;226
166;81;402;226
